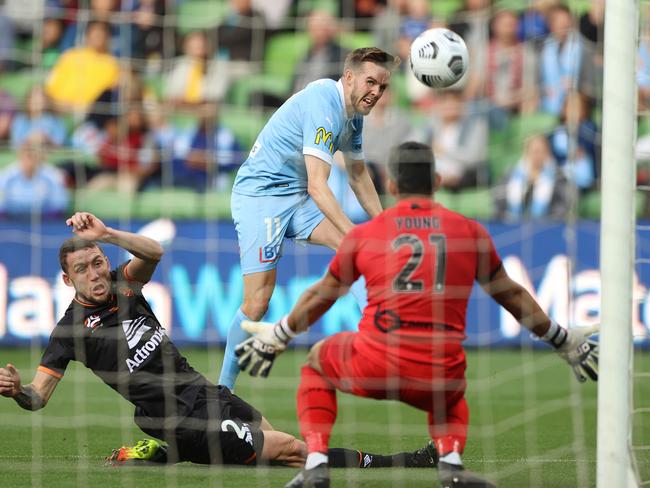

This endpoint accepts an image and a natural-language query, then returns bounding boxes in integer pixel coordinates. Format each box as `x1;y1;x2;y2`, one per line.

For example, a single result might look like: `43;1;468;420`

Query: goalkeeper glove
543;322;599;383
235;316;296;377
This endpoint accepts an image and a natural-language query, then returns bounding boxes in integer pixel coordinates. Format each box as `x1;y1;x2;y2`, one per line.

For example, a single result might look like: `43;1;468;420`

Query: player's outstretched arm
481;266;598;382
0;364;60;411
66;211;163;283
305;155;355;236
343;154;383;218
236;272;350;377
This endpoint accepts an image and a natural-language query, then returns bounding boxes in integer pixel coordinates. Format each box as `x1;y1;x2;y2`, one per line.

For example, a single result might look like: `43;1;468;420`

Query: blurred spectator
0;14;16;71
86;105;157;193
362;88;414;194
0;90;18;142
539;5;596;116
4;0;45;34
494;134;572;221
548;91;599;190
145;103;242;192
11;86;67;149
69;71;144;156
397;0;431;63
252;0;292;29
0;134;69;219
118;68;147;104
578;0;605;105
59;0;129;57
216;0;266;63
45;20;119;112
482;9;539;130
339;0;387;31
639;8;650;112
371;0;409;54
45;0;80;25
163;30;226;108
41;18;64;68
127;0;166;64
517;0;558;45
292;10;347;92
449;0;491;99
424;89;488;190
579;0;605;46
70;111;108;158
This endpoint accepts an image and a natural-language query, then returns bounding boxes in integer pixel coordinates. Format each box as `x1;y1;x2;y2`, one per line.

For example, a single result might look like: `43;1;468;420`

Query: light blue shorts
231;191;325;275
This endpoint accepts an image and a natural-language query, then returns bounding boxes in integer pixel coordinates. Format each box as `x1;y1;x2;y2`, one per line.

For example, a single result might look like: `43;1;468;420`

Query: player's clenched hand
66;212;109;241
0;363;22;398
551;324;599;383
235;317;296;378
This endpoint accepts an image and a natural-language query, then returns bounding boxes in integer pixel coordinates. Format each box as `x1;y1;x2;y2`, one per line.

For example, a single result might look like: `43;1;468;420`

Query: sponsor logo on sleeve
315;127;334;153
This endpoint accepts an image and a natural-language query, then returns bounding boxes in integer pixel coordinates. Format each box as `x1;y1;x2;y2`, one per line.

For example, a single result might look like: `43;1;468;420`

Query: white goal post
597;1;639;487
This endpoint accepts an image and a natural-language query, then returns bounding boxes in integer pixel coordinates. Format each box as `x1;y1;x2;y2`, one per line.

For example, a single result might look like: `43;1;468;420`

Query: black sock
328;448;414;468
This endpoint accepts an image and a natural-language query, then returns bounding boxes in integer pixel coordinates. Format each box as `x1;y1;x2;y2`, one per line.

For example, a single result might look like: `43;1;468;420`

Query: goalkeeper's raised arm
479;265;598;382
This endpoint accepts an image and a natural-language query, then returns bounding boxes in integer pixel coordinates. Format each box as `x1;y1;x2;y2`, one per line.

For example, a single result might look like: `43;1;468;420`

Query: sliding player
0;211;437;469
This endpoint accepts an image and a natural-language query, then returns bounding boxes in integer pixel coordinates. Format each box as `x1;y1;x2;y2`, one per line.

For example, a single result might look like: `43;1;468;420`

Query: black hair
388;141;436;195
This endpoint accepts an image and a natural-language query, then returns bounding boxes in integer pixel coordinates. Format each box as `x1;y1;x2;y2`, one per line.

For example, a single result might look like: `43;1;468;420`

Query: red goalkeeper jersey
328;198;502;363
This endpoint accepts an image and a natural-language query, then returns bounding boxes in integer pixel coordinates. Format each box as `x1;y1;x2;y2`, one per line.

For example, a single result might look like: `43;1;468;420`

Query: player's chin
357;102;375;115
90;287;110;303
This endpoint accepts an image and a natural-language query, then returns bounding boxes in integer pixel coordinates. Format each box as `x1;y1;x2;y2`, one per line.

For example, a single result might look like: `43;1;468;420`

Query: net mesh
0;0;641;487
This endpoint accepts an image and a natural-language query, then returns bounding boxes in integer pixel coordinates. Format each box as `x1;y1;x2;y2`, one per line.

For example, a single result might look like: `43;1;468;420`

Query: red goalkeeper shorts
317;332;466;413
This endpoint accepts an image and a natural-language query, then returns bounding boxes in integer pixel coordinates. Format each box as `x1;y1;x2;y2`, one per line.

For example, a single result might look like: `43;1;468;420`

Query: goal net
0;1;646;487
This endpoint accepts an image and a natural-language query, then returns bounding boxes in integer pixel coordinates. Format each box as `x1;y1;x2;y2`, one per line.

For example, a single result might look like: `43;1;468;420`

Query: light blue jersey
233;78;365;196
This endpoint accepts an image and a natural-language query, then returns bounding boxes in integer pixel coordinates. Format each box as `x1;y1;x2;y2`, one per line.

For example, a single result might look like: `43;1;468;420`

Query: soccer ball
409;28;469;89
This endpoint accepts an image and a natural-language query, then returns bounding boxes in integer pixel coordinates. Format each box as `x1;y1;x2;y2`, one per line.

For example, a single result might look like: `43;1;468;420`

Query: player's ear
433;172;442;192
62;273;73;287
387;178;398;197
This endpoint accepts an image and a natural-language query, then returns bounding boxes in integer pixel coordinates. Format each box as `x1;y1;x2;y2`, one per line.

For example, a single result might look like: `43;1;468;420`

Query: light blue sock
218;308;251;390
349;276;368;311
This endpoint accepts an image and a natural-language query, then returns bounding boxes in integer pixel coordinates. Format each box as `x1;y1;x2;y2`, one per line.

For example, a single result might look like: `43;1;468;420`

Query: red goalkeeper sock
429;396;469;457
297;365;337;454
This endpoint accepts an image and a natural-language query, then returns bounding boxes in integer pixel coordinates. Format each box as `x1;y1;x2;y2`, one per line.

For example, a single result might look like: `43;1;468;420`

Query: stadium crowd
0;0;635;221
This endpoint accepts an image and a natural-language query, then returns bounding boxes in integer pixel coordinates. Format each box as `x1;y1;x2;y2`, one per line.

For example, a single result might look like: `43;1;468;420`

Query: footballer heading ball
409;28;469;89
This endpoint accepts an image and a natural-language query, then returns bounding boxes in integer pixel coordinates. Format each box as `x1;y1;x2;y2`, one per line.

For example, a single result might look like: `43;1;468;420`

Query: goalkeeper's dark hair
59;237;105;273
344;47;400;72
388;141;436;196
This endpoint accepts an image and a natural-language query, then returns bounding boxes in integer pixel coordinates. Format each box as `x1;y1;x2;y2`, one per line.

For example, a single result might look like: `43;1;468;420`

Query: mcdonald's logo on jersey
315;127;334;153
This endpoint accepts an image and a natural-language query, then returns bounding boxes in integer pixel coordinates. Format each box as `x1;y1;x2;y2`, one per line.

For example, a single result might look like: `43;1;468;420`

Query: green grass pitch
0;347;648;487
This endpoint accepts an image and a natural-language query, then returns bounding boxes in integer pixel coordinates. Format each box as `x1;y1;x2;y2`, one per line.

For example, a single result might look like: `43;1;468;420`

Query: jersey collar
73;293;115;308
336;79;359;130
396;197;437;210
336;79;346;115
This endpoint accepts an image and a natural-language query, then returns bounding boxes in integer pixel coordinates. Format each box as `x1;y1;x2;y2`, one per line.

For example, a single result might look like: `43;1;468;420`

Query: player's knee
241;300;269;321
306;340;325;374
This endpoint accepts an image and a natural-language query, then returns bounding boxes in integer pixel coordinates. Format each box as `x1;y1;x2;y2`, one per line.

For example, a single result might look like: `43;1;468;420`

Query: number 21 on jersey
391;233;446;293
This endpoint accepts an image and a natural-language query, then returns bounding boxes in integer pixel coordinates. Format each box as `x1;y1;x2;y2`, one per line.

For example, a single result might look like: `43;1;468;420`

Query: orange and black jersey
39;262;208;419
